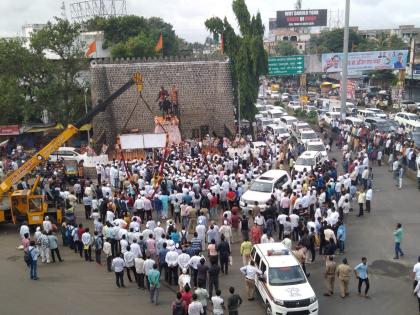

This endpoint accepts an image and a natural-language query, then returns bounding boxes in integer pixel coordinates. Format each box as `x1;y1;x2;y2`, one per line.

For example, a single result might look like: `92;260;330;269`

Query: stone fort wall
89;56;235;147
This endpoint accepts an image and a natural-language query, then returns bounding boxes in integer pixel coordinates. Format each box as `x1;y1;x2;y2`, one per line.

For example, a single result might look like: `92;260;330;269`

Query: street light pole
340;0;351;120
84;87;91;144
238;80;241;138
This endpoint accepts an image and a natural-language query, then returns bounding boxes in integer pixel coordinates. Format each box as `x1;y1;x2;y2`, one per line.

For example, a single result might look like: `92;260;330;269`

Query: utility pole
340;0;350;120
84;87;91;144
238;80;241;137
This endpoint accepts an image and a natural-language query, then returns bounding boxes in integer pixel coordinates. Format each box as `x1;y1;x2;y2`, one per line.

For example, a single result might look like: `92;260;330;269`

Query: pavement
0;145;419;315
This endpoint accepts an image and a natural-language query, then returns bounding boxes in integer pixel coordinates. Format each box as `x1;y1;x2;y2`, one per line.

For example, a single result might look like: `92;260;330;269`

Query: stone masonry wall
90;56;235;147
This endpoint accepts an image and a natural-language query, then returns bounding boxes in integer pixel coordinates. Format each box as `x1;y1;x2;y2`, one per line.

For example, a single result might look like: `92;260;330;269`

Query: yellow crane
0;73;142;226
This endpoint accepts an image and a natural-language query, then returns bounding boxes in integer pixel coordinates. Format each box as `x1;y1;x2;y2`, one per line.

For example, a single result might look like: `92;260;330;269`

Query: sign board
340;80;357;100
0;125;20;136
120;133;166;150
276;9;327;27
83;155;109;168
322;50;409;73
268;55;304;76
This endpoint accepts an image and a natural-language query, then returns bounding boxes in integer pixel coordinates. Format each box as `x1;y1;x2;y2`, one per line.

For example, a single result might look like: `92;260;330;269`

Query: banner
0;125;20;135
322;50;409;73
276;9;328;27
340;80;357;100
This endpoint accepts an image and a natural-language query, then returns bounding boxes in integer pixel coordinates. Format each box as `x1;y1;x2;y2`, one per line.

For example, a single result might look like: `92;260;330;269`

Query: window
275;175;288;189
250;181;273;193
255;253;261;266
268;266;307;286
260;261;267;274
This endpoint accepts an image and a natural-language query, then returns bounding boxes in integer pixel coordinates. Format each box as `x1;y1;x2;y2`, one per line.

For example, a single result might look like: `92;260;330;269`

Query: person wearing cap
166;242;179;285
178;268;191;292
324;255;337;296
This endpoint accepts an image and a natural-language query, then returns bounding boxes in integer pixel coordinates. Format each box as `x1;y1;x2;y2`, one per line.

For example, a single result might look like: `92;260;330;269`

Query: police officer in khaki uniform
324;255;337;296
336;258;352;298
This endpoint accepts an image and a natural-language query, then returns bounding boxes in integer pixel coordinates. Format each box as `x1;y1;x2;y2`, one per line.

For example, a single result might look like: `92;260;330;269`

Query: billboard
322;50;409;73
276;9;328;27
0;125;20;136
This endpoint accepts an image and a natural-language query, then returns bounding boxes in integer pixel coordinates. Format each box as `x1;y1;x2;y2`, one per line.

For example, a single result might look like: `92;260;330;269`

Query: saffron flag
155;33;163;52
86;41;97;57
220;34;224;54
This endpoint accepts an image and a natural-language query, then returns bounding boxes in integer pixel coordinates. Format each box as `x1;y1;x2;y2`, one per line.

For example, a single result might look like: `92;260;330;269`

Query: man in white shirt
289;212;299;241
143;255;156;290
240;260;262;300
166;248;179;286
81;228;93;262
111;254;126;288
130;239;142;258
42;216;52;234
106;209;115;224
124;246;136;282
277;212;287;239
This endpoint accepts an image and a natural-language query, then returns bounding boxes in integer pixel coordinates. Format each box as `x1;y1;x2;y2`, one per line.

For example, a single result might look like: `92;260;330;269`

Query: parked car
356;109;377;121
266;124;290;140
407;130;420;147
363;117;395;132
240;170;291;211
399;100;417;112
394;112;419;127
320;112;341;126
366;108;387;119
305;139;328;160
49;147;87;163
256;117;273;131
267;108;286;120
281;93;290;101
287;101;301;111
280;115;298;129
297;129;319;145
344;117;363;127
294;151;324;172
290;121;310;138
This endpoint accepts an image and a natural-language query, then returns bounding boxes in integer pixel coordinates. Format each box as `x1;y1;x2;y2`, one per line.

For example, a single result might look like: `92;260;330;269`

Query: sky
1;0;420;42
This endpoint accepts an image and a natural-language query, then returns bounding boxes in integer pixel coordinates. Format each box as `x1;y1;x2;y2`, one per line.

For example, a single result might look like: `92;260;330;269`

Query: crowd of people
17;112;420;314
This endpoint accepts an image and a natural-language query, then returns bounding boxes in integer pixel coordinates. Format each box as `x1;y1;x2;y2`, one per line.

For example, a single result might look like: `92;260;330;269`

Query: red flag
155;32;163;53
220;34;224;54
86;41;97;57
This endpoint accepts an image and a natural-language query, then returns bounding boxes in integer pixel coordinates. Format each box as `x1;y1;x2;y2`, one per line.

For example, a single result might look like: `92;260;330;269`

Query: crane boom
0;74;140;196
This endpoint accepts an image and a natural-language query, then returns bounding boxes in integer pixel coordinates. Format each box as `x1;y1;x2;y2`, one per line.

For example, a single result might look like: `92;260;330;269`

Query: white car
297;129;319;145
394;112;419;127
256;118;273;131
290;121;310;138
240;170;291;210
252;243;319;315
281;93;290;101
280;115;298;129
287;101;301;111
268;108;286;120
366;108;387;119
49;147;87;163
320;112;341;125
306;139;328;160
294;151;324;173
266;124;290;140
271;92;280;99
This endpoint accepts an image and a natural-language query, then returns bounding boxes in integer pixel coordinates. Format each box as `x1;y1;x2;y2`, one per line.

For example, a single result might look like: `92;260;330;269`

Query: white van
280;116;298;129
240;170;291;210
357;109;376;121
266;124;290;140
252;243;319;315
294;151;324;172
306;139;328;160
268;108;286;120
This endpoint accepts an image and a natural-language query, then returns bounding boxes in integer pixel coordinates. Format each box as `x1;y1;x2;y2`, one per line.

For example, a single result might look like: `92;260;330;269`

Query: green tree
205;0;267;126
275;41;300;56
30;17;87;125
309;28;363;53
85;15;182;58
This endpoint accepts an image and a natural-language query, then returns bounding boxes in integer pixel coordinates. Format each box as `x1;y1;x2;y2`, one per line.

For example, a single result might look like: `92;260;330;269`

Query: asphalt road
0;147;419;315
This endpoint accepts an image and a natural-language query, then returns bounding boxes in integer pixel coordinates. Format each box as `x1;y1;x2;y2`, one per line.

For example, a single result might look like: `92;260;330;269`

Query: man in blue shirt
354;257;370;298
337;222;346;254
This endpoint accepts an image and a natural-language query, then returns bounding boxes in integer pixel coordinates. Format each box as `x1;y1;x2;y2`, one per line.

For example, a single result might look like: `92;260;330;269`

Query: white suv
240;170;291;211
294;151;324;173
49;147;87;163
252;243;318;315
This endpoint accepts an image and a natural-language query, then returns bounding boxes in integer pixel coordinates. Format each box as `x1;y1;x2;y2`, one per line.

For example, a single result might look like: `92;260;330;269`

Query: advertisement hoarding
0;125;20;136
276;9;328;28
322;50;409;73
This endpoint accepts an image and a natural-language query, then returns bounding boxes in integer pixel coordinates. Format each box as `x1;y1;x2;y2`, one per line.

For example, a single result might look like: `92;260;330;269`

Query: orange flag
220;34;224;54
86;41;97;57
155;32;163;52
